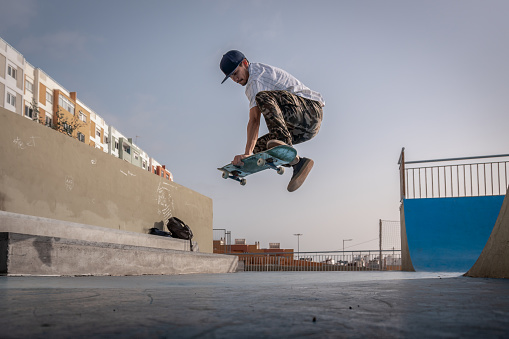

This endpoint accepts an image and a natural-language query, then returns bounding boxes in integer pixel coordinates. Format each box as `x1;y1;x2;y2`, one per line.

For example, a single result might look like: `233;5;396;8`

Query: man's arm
232;106;261;166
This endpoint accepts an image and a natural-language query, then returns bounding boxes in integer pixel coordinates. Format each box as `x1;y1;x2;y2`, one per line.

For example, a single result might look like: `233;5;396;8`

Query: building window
45;116;52;127
7;92;16;107
7;65;17;80
77;132;85;142
79;111;87;122
26;80;33;93
25;105;34;118
96;129;101;138
46;91;53;105
115;140;119;150
123;145;130;154
58;94;75;115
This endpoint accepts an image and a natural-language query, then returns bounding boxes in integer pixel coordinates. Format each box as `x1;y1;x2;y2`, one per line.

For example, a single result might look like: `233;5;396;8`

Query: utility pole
379;219;383;271
294;233;303;260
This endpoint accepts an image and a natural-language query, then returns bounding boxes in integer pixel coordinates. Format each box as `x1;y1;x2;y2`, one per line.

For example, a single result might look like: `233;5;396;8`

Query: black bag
167;217;194;251
148;228;172;237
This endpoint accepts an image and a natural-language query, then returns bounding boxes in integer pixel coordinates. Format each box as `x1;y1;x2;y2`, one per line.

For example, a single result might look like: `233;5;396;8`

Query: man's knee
254;91;275;107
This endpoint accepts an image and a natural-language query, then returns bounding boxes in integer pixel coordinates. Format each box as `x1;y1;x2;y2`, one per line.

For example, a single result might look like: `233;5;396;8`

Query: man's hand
232;106;261;167
232;154;250;166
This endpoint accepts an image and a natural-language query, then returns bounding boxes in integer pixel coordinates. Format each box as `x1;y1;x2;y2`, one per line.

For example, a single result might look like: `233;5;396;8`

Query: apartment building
0;39;24;116
0;36;172;181
150;157;174;181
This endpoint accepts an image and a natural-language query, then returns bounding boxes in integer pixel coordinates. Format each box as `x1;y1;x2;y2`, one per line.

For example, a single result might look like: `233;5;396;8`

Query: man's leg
253;91;322;149
284;94;323;146
277;92;323;191
252;91;293;154
253;90;324;191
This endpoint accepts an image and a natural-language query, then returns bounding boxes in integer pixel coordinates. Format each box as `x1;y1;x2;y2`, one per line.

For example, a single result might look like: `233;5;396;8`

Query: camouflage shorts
253;90;323;153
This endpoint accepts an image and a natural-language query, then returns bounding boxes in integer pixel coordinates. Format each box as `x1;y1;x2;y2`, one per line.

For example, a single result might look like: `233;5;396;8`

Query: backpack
166;217;194;251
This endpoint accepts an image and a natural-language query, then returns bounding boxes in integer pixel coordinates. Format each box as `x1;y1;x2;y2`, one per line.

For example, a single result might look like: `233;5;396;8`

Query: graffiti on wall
156;180;174;221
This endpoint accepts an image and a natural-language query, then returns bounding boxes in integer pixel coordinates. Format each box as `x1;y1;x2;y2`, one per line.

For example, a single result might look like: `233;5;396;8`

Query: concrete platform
1;272;508;338
0;211;237;276
0;210;196;252
1;232;237;276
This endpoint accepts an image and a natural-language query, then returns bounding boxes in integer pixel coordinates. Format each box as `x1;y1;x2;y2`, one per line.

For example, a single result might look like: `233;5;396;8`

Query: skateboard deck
218;145;297;186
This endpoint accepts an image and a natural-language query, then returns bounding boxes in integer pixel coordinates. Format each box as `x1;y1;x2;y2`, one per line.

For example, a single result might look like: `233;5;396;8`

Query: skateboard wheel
277;167;285;175
257;158;266;166
222;171;229;179
240;179;247;186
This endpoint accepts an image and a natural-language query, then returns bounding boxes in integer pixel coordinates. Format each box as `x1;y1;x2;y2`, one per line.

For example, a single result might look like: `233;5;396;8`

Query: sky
1;0;508;252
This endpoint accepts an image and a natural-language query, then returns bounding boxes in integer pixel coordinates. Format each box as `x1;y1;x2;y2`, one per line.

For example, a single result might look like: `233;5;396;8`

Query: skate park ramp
402;195;505;272
466;187;509;278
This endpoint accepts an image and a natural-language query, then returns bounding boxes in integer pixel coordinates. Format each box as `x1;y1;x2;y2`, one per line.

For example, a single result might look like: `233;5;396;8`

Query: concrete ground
1;271;508;338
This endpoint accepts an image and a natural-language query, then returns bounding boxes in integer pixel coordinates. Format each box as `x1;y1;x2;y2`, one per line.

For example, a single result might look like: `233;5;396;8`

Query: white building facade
0;36;173;181
0;39;24;116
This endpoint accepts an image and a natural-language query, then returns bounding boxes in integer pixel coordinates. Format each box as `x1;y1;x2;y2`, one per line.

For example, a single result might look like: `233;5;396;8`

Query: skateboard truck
257;158;285;175
221;170;247;186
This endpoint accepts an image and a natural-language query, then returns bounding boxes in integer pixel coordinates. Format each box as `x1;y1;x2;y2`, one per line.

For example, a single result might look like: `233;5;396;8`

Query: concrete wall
0;107;213;253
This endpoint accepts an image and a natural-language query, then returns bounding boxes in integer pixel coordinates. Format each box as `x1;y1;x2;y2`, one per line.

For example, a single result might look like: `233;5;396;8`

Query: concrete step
1;232;237;276
0;210;195;251
0;211;237;276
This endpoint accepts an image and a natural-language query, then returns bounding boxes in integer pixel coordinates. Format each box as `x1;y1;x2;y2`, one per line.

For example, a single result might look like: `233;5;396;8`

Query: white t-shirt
245;62;325;109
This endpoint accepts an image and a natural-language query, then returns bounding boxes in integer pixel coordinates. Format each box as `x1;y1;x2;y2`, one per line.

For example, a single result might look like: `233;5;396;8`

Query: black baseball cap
220;50;245;84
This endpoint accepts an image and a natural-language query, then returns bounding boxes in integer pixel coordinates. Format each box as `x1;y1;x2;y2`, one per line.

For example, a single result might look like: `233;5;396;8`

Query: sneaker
287;157;314;192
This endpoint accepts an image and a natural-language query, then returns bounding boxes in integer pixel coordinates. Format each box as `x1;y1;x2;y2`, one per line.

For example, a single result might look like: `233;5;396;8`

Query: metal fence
214;220;401;272
380;219;400;251
234;250;401;272
399;148;509;200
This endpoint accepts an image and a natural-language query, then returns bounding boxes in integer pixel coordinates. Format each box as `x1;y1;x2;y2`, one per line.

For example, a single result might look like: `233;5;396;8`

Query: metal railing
399;148;509;200
233;250;401;272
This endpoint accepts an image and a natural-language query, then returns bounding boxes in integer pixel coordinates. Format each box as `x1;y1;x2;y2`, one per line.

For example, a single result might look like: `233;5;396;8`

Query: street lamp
343;239;352;263
294;233;303;260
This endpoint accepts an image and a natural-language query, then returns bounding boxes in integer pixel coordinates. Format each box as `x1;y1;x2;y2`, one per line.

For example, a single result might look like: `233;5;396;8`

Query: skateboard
218;145;297;186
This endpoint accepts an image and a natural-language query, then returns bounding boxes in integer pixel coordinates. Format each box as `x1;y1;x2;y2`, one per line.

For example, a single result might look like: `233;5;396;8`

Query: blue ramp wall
403;196;505;272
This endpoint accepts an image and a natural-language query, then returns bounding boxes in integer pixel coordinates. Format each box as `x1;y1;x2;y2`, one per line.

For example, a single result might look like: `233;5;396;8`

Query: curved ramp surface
403;196;504;272
466;187;509;278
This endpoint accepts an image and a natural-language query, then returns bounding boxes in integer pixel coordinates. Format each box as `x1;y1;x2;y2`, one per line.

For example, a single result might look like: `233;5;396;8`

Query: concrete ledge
0;211;238;276
0;210;196;252
1;232;238;276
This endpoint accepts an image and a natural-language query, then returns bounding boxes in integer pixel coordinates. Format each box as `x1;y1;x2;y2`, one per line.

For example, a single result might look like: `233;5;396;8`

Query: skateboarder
220;50;325;192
